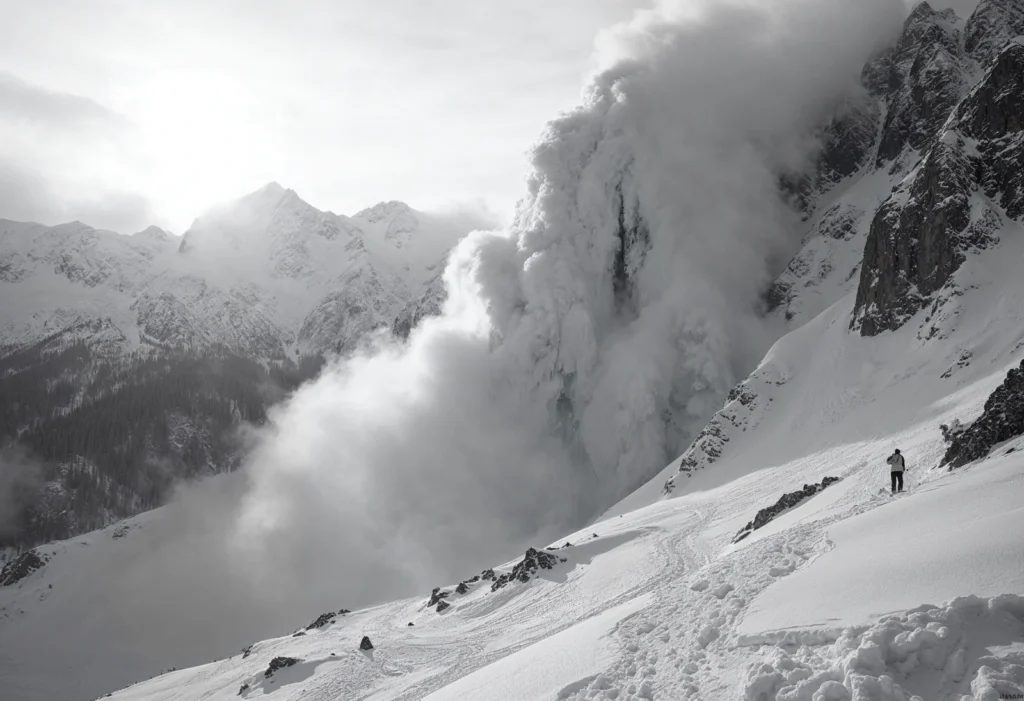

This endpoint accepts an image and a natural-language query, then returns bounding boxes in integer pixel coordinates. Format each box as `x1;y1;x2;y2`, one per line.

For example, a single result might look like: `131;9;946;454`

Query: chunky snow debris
743;594;1024;701
733;477;841;543
943;359;1024;468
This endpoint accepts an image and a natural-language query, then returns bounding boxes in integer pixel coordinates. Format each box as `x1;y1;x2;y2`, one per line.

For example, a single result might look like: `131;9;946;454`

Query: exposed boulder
490;548;567;592
359;636;374;650
306;612;337;630
0;549;47;587
435;600;451;613
942;360;1024;468
733;477;841;543
264;656;300;678
427;587;450;607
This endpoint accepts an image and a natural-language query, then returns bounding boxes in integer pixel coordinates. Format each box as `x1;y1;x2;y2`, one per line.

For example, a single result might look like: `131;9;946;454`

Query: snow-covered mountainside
2;183;463;359
3;2;1024;700
0;185;474;548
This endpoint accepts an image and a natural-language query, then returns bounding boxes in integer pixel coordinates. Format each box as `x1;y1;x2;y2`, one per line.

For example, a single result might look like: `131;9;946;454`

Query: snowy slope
6;211;1023;699
5;2;1024;700
35;361;1017;701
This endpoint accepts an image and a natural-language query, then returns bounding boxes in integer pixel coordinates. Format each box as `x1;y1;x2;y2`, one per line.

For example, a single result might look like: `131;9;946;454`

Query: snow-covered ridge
0;185;472;359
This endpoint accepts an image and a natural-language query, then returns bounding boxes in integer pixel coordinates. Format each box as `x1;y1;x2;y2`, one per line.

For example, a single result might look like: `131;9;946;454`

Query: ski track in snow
91;440;1024;701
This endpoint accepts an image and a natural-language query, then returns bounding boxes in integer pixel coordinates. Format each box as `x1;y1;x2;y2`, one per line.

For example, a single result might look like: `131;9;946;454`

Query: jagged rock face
393;270;446;340
817;98;881;188
853;138;977;336
943;360;1024;468
874;3;967;168
964;0;1024;66
851;21;1022;336
958;42;1024;218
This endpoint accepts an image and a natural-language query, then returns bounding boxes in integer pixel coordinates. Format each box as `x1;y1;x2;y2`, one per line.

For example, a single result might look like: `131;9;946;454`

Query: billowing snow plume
228;0;905;607
46;0;909;666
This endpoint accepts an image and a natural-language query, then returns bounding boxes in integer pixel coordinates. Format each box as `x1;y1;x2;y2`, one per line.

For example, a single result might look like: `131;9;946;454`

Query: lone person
886;448;906;493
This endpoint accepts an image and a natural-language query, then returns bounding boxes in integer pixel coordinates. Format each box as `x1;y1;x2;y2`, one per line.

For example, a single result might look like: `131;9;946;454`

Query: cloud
0;75;157;233
216;0;904;628
0;158;158;233
0;443;44;539
0;72;128;132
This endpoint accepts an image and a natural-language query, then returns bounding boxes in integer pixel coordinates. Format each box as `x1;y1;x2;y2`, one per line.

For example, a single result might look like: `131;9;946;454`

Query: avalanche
4;0;1024;700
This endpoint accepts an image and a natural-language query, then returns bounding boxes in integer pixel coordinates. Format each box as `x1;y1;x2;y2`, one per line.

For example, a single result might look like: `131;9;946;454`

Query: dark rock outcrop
359;636;373;650
964;0;1024;66
427;587;450;607
957;42;1024;218
264;656;300;678
480;569;495;581
733;477;841;543
818;97;882;187
435;600;450;613
853;39;1023;336
874;3;967;168
306;612;336;630
490;548;567;592
942;360;1024;468
0;549;46;586
392;270;446;340
852;136;981;336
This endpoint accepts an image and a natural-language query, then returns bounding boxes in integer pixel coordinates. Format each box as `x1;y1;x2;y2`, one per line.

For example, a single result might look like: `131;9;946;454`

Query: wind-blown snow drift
228;0;905;607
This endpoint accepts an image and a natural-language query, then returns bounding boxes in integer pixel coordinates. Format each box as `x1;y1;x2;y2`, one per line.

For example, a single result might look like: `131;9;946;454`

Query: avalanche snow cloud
227;0;905;608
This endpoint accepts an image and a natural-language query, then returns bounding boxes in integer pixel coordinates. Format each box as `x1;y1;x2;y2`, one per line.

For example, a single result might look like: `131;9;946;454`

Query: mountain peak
965;0;1024;64
354;200;415;224
133;225;172;242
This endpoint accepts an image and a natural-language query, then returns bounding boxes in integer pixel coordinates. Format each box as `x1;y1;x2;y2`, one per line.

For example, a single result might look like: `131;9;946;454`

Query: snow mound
743;594;1024;701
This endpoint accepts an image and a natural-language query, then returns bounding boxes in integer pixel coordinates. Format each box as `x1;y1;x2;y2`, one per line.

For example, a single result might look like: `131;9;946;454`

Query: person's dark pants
891;471;904;493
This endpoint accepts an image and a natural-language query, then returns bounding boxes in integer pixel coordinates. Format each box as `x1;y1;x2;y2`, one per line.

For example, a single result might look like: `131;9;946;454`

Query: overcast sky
0;0;979;234
0;0;650;233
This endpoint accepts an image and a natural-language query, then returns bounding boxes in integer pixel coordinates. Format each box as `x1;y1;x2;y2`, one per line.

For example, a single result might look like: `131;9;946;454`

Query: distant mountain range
0;184;474;548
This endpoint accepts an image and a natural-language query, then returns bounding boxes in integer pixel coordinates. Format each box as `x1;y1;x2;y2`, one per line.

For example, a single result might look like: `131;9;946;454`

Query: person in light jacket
886;448;906;493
